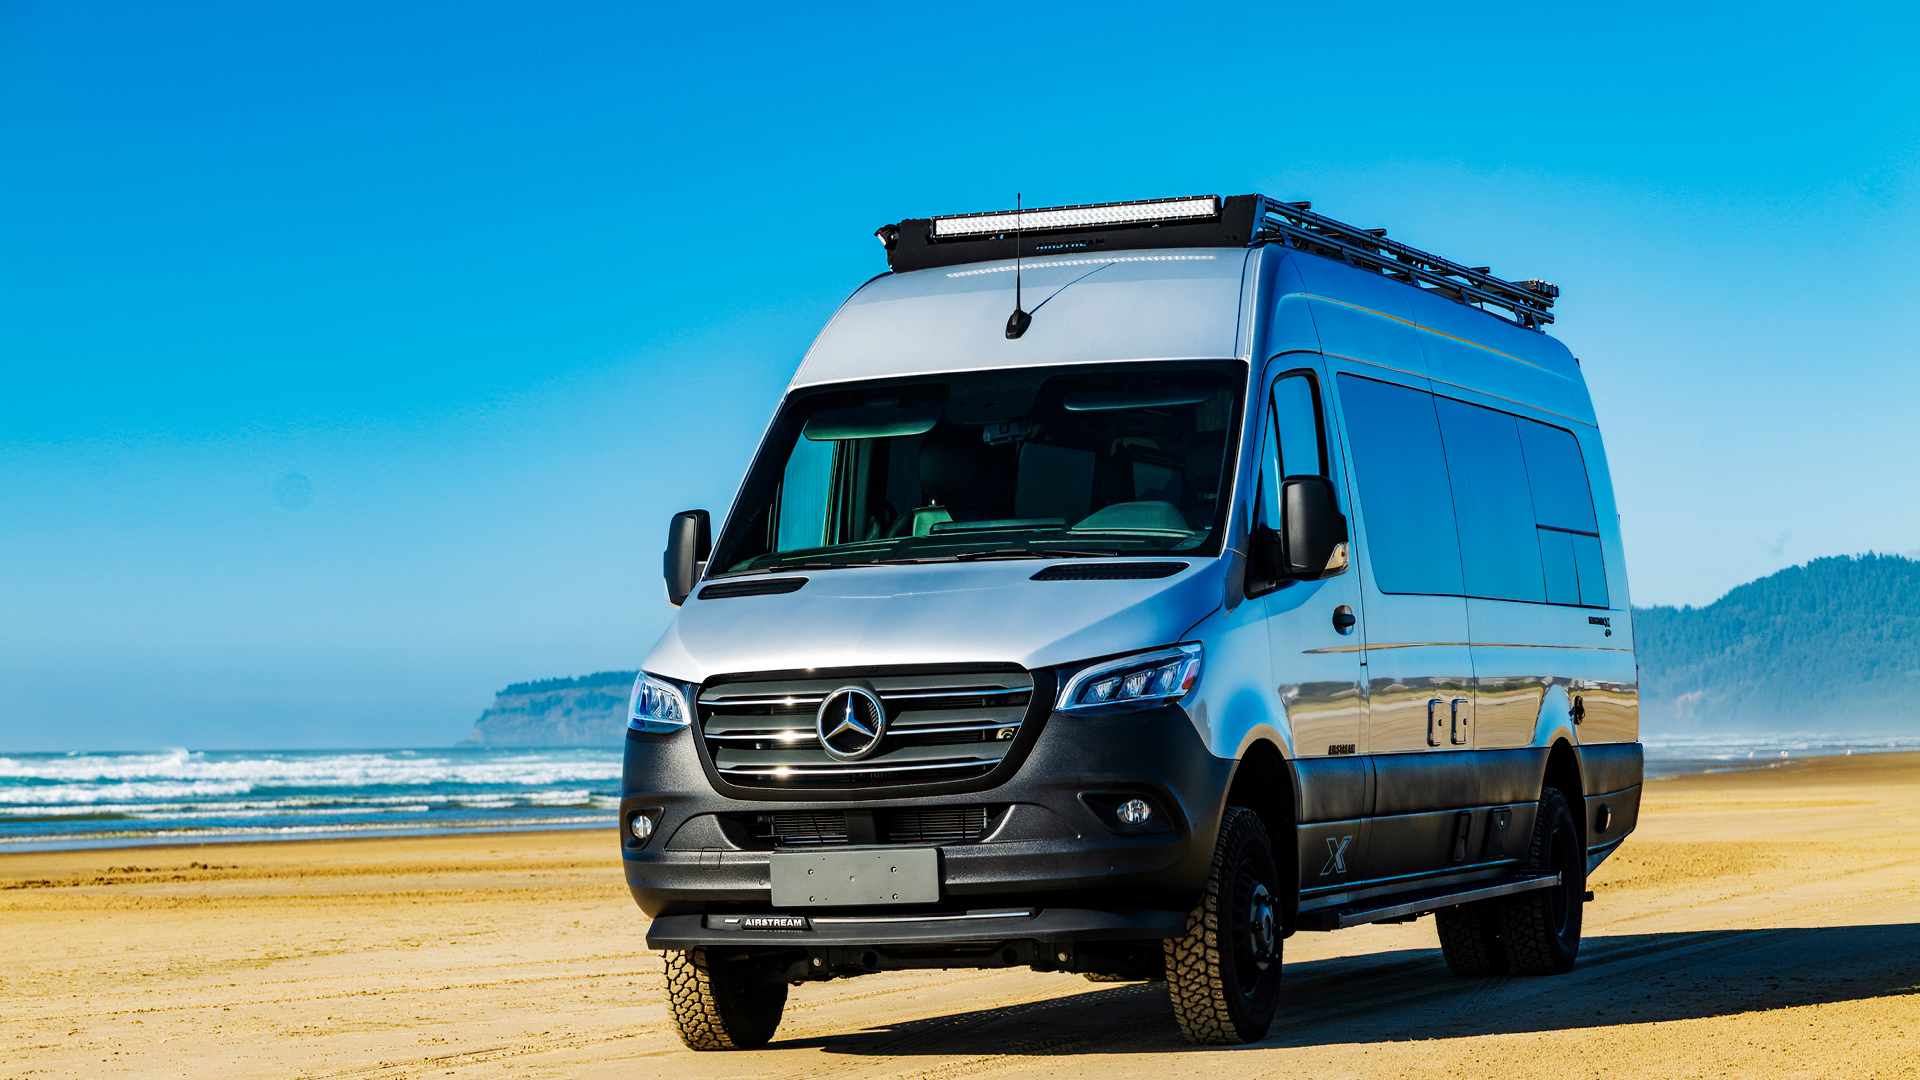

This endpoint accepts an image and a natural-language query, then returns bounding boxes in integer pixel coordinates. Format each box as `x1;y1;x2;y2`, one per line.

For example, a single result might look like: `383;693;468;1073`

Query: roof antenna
1005;192;1031;339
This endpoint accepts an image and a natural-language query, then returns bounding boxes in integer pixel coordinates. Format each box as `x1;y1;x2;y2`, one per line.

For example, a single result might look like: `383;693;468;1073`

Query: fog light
630;815;654;841
1116;799;1153;825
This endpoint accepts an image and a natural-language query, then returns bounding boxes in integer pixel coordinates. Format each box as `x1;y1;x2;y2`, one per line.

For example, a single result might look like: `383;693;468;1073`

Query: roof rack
876;194;1558;329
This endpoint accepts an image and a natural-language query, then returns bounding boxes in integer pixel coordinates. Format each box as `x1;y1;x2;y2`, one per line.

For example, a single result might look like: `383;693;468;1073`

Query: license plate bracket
769;848;940;907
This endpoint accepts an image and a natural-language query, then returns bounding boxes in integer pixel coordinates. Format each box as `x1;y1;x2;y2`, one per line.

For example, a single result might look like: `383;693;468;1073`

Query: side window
1517;420;1608;607
1435;398;1547;603
1257;371;1328;529
1336;374;1464;595
1273;374;1326;479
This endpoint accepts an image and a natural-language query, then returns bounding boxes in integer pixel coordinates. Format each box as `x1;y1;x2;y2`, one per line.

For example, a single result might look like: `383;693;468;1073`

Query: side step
1295;872;1560;931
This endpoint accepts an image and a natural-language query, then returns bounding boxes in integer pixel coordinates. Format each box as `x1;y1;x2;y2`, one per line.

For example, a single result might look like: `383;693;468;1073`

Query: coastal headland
5;752;1918;1078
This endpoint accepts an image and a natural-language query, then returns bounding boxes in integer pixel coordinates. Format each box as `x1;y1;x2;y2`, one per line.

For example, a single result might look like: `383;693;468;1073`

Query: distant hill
461;555;1920;745
1636;554;1920;732
461;670;636;747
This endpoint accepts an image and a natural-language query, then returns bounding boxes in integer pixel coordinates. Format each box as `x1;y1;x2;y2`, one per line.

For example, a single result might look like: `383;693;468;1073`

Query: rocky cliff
461;671;637;747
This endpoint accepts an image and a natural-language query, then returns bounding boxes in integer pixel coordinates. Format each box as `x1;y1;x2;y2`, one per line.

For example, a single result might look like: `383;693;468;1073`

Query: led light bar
930;196;1219;239
878;193;1560;327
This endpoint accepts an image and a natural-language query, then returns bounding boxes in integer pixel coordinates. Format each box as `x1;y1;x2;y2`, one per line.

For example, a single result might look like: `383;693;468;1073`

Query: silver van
621;195;1640;1049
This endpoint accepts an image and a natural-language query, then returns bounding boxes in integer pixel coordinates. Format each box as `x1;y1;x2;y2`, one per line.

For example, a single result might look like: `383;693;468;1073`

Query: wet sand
5;751;1918;1079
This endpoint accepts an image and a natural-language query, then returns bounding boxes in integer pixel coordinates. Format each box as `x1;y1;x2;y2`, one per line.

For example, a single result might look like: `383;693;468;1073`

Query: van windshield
710;361;1245;574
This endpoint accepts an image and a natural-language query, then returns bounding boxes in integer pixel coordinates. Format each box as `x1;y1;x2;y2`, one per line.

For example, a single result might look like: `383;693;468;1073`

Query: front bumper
619;703;1233;939
647;906;1186;949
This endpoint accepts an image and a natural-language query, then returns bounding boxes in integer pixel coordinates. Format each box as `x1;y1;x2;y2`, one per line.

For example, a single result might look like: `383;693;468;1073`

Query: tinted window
1436;398;1547;603
1517;419;1607;607
1538;528;1580;605
1570;533;1608;607
1337;375;1463;596
1258;373;1328;529
1273;374;1325;478
1517;421;1599;533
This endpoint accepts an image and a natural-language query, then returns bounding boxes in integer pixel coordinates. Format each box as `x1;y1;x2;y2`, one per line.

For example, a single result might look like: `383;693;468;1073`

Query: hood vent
698;577;808;600
1030;562;1188;581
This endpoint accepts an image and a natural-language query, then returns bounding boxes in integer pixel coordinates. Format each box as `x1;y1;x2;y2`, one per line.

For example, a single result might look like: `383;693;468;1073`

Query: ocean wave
1643;734;1920;757
0;789;621;816
0;749;621;788
0;749;622;807
0;780;259;805
0;814;618;846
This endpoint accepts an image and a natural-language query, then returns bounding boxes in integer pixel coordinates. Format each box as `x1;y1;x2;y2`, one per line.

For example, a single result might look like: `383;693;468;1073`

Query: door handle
1331;605;1356;634
1450;698;1470;745
1427;699;1446;747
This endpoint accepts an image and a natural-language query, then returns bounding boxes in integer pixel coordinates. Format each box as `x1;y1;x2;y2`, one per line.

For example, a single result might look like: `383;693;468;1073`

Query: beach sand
5;751;1918;1079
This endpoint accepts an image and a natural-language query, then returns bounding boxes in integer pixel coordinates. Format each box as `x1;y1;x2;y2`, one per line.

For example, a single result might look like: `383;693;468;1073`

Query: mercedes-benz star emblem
816;686;887;761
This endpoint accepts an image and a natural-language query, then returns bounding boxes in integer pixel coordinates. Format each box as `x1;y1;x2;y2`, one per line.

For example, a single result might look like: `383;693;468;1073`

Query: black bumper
619;703;1233;938
646;906;1186;950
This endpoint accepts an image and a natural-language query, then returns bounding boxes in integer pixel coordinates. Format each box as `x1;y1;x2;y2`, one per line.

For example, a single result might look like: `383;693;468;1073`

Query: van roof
792;248;1254;389
792;242;1591;425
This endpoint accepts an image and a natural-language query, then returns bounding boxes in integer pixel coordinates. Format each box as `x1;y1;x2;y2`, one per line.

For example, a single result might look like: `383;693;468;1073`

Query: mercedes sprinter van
621;195;1640;1048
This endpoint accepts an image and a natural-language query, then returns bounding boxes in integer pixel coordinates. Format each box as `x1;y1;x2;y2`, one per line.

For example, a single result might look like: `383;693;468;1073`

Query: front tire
664;947;788;1050
1498;787;1585;975
1435;898;1510;976
1165;806;1282;1045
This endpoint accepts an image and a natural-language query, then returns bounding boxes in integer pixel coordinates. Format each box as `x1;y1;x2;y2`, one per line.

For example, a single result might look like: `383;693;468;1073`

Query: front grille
886;806;992;843
754;811;850;846
749;807;994;847
698;667;1035;791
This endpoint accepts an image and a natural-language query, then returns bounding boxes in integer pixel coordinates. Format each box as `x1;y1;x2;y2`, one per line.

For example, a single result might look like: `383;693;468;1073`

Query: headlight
1057;644;1202;716
629;672;692;733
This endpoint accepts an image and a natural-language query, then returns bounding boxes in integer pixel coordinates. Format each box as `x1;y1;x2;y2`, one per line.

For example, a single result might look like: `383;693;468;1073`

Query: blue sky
3;2;1916;750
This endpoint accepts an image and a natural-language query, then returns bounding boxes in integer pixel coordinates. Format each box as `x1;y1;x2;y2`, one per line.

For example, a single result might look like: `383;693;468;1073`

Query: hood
643;558;1229;685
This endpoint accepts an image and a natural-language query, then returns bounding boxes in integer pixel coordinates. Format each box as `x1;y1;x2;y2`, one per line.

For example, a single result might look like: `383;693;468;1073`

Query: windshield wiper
726;559;866;576
943;546;1129;562
736;547;1131;573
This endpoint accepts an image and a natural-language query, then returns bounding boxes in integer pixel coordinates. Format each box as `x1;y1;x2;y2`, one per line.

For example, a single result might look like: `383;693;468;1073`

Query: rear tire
1435;899;1510;976
664;947;788;1050
1164;806;1282;1045
1498;788;1585;975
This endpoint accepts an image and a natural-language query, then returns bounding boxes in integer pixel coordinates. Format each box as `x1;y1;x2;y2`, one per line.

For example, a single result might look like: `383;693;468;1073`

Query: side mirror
663;509;711;606
1280;475;1349;580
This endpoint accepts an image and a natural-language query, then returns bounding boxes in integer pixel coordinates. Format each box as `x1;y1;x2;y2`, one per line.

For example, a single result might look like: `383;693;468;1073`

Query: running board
1295;872;1560;931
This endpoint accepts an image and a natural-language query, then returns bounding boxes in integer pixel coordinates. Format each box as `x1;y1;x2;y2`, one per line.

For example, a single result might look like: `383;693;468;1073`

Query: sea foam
0;747;623;852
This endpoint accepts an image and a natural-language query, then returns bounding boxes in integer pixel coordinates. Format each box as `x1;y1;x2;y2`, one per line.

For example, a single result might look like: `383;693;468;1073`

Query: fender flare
1219;734;1300;934
1533;683;1581;751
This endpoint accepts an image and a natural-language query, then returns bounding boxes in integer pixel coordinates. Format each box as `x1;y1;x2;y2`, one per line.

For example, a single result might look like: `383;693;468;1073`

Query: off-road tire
1435;899;1509;976
664;947;787;1050
1497;788;1585;975
1083;973;1135;983
1164;806;1282;1045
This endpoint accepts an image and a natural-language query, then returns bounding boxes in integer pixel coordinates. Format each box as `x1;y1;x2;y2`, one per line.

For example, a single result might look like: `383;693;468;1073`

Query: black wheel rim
1230;862;1278;997
1547;817;1579;938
